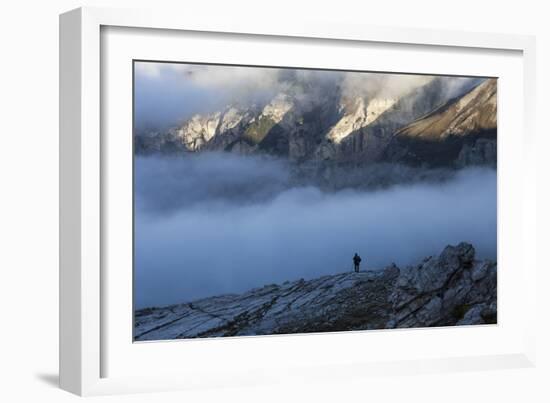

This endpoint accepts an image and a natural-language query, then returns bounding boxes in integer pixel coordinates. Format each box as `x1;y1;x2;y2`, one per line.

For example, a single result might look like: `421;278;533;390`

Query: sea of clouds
134;153;497;308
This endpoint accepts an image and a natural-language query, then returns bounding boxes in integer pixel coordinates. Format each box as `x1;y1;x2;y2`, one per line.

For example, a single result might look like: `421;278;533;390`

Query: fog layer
134;154;496;308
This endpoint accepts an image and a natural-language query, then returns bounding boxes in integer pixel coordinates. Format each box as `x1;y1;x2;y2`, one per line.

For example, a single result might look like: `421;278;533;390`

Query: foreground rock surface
134;242;496;341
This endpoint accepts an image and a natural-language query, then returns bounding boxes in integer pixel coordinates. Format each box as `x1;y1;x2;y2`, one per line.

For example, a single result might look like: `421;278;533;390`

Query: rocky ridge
384;79;497;166
134;242;496;341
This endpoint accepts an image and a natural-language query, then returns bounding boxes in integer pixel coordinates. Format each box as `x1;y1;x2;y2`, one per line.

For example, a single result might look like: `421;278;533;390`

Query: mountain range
135;76;497;168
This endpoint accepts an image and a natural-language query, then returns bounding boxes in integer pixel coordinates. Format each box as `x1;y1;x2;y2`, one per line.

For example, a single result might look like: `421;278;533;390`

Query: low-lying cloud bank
134;154;496;308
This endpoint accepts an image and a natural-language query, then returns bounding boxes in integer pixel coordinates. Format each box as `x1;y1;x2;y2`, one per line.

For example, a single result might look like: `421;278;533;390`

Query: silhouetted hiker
353;253;362;273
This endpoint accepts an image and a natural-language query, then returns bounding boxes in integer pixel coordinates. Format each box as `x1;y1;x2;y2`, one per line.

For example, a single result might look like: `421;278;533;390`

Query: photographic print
133;62;497;341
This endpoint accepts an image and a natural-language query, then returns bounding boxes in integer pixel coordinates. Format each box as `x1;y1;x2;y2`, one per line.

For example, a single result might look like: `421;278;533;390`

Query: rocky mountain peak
217;106;247;133
383;78;497;166
365;97;397;125
327;97;368;144
176;111;221;151
259;93;293;124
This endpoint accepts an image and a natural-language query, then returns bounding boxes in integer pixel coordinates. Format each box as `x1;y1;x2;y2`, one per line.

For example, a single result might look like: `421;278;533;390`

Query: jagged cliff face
327;97;370;144
318;77;482;163
177;112;221;151
134;242;496;341
135;76;496;167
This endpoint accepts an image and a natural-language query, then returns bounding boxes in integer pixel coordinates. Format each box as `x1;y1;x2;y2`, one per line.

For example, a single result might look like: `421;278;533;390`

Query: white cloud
342;72;433;100
135;62;188;78
135;62;475;104
135;61;281;91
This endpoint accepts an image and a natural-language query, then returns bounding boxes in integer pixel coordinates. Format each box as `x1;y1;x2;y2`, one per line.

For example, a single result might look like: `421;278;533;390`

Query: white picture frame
59;6;537;396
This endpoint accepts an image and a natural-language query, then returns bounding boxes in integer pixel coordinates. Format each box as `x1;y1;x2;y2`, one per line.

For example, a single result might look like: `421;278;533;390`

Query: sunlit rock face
136;76;496;168
327;97;369;144
365;97;397;125
134;242;496;341
176;112;221;151
260;94;294;123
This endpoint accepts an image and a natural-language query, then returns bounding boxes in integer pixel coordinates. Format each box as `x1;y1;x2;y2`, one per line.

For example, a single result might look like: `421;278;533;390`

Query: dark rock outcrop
134;242;496;341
